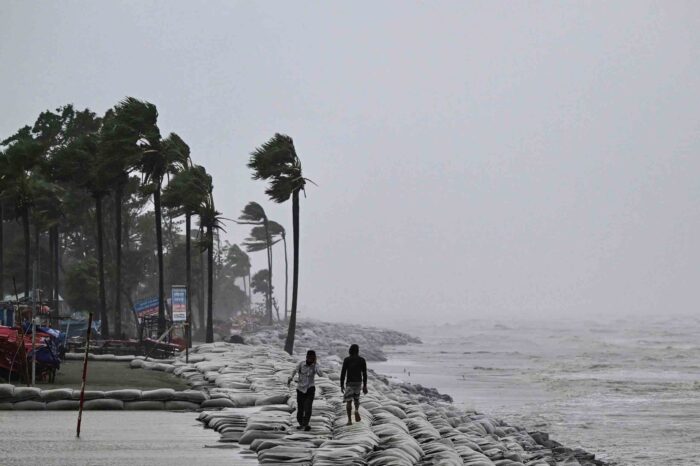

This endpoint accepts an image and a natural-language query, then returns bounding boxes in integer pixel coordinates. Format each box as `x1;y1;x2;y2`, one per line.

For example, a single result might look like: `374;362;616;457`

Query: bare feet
354;411;361;422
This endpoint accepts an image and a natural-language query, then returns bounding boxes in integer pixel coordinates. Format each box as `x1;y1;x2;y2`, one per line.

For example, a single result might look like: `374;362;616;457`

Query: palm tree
116;97;187;336
248;134;308;354
238;202;281;325
225;244;251;311
197;183;223;343
277;224;289;320
162;163;211;341
250;269;272;306
100;100;151;337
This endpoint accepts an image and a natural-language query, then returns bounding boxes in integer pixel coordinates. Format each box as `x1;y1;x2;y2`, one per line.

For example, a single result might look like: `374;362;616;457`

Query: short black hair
306;350;316;357
349;344;359;355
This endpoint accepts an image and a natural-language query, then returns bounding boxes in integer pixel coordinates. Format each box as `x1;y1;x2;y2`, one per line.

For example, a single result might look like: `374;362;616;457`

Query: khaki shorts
343;382;362;402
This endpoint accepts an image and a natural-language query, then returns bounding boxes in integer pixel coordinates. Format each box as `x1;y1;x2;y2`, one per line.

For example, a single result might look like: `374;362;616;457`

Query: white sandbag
46;400;80;410
104;389;142;401
40;388;74;402
141;388;176;401
124;400;166;410
13;400;46;410
164;400;200;411
83;398;124;410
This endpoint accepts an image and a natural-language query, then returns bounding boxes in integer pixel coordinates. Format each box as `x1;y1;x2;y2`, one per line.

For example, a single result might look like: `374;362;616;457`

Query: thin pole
31;262;36;386
76;312;93;438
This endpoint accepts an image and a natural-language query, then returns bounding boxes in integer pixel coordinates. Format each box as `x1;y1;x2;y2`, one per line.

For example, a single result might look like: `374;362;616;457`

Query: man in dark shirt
340;343;368;425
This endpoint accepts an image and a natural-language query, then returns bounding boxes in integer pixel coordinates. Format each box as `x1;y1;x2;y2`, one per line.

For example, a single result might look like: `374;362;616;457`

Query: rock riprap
243;319;421;361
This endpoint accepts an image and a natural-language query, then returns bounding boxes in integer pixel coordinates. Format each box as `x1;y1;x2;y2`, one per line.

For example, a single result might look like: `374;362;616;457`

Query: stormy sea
375;315;700;466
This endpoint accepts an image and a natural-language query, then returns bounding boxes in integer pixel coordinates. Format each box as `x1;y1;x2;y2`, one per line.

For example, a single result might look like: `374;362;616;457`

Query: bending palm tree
248;134;308;354
162;163;211;341
238;202;279;325
225;244;251;312
120;98;188;336
101;100;149;337
242;221;283;323
197;187;223;343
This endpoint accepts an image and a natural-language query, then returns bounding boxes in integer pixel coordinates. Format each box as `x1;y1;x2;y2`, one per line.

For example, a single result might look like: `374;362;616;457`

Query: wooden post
76;312;93;438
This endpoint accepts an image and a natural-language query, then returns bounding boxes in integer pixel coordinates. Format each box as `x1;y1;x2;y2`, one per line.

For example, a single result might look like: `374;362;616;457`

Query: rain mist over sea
376;315;700;466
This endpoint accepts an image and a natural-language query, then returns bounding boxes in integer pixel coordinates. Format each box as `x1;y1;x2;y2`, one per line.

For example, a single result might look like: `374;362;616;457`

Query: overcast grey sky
1;1;698;325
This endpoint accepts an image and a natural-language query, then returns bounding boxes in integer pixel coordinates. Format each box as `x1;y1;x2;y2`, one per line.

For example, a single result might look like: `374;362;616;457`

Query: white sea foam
375;316;700;466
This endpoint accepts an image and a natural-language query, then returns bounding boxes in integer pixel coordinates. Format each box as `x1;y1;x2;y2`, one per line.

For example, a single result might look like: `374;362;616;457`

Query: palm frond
248;133;306;204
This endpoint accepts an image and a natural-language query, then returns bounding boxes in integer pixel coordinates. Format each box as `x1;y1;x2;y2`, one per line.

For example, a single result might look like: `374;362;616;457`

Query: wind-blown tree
276;224;289;320
238;202;280;324
248;134;308;354
225;244;251;310
242;221;284;320
52;110;114;336
100;100;152;336
0;127;44;297
119;98;188;335
162;163;211;339
250;269;272;308
197;178;223;343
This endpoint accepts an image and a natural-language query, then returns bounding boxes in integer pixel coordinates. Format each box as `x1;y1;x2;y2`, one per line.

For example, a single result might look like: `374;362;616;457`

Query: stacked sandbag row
311;402;378;466
0;383;207;411
198;408;251;442
365;400;424;466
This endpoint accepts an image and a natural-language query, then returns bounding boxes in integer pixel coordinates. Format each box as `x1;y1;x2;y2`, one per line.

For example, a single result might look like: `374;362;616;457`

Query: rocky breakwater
179;341;608;466
243;319;421;361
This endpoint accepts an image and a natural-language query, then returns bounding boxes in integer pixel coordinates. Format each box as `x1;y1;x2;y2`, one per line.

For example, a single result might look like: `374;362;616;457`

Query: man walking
340;344;368;425
288;350;323;431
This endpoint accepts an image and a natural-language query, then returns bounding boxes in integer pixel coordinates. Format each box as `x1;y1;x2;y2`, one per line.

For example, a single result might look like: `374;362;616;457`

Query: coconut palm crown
248;134;306;203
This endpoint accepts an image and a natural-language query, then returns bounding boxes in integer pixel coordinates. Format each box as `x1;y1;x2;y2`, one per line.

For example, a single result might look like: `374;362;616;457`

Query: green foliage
64;258;99;312
251;269;272;296
248;133;306;203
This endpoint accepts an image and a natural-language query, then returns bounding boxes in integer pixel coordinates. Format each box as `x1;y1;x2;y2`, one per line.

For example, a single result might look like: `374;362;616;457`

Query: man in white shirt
288;350;323;431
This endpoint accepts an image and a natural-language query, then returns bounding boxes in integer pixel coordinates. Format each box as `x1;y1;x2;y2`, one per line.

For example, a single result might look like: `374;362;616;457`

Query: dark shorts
343;382;362;402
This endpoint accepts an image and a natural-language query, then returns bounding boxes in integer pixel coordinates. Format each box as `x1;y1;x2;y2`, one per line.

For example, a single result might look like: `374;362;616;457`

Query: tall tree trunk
22;207;30;298
48;226;54;320
282;232;289;321
199;236;205;330
53;225;59;317
185;213;191;347
34;223;40;304
0;201;5;299
247;271;252;312
154;184;165;336
205;225;214;343
284;189;300;355
114;186;123;337
96;194;109;338
0;203;4;299
263;219;273;325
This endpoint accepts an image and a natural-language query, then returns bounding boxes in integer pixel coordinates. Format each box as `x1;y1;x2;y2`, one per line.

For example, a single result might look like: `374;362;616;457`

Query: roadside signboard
134;297;159;323
171;286;187;323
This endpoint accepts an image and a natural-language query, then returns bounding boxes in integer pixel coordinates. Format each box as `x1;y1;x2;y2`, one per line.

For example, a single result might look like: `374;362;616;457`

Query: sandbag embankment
184;340;608;466
0;383;210;411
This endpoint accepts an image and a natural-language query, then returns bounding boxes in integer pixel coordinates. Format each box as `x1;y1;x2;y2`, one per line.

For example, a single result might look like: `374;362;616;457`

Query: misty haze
1;2;699;466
